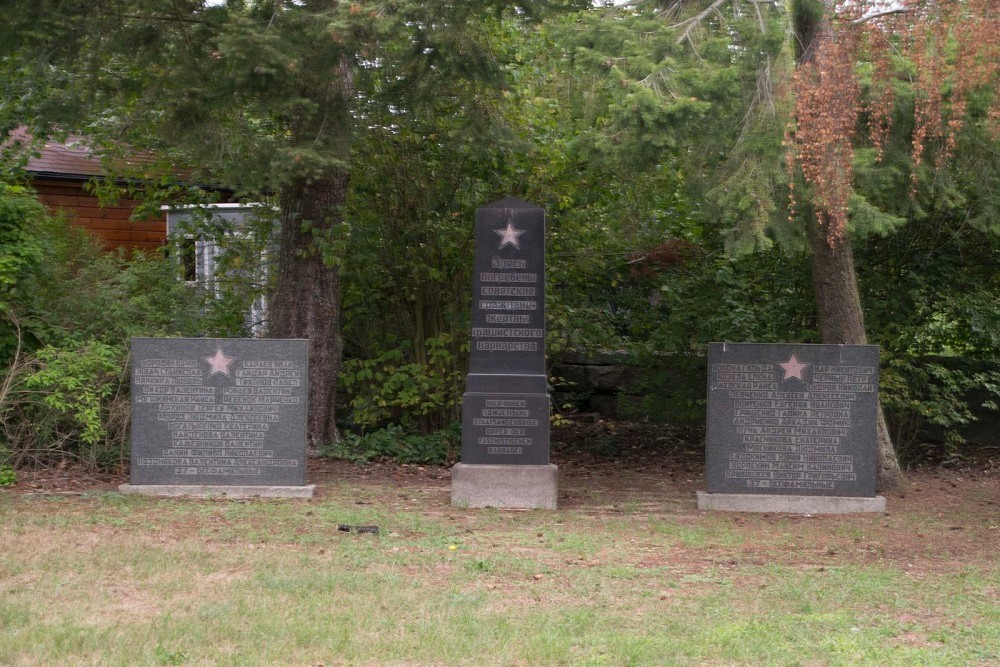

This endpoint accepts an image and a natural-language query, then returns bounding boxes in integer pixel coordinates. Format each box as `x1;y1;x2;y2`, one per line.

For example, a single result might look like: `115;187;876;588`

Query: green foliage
0;183;44;295
0;190;223;470
339;336;464;434
880;355;999;464
0;334;130;471
25;341;124;450
616;354;708;427
0;463;15;486
2;1;998;468
851;86;1000;458
0;183;46;360
153;645;188;667
13;213;204;350
321;423;460;465
864;254;1000;460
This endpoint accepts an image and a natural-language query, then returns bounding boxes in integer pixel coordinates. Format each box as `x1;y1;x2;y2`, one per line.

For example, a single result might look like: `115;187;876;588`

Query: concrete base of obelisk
451;463;558;509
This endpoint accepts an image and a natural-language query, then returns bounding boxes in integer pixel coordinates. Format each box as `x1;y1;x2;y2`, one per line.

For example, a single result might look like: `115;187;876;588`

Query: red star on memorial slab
495;221;526;250
778;353;808;381
205;348;235;376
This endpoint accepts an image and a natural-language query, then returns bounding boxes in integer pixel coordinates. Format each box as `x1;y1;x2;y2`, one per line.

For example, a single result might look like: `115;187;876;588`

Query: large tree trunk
269;173;349;448
806;213;904;490
793;0;903;491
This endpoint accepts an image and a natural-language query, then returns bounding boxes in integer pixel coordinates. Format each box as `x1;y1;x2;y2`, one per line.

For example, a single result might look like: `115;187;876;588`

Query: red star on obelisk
204;348;235;376
778;353;808;381
495;221;526;250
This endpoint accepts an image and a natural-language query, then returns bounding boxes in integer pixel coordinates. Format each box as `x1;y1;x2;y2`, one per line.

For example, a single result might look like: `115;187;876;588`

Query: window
164;204;270;335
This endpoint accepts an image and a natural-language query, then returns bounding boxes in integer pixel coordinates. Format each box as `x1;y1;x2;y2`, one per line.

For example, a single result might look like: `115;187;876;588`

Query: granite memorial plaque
127;337;308;490
705;343;879;498
460;197;550;466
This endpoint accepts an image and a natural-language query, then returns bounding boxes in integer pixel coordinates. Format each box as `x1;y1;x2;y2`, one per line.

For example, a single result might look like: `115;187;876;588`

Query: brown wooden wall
32;180;166;253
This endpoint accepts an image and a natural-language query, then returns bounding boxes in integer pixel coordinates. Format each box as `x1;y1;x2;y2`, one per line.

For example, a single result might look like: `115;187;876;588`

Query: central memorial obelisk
451;197;557;509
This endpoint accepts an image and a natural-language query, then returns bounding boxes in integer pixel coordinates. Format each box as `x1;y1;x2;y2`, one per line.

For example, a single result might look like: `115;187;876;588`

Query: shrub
0;183;46;364
339;335;464;434
0;187;218;471
22;216;204;347
0;321;131;470
321;423;460;465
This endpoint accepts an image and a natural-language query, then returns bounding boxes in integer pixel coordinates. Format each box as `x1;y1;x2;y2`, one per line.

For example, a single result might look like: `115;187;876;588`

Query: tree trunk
269;173;349;448
806;213;904;490
792;0;903;490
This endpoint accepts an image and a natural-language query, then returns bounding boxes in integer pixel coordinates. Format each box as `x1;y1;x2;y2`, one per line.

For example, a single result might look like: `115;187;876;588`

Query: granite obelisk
451;197;556;508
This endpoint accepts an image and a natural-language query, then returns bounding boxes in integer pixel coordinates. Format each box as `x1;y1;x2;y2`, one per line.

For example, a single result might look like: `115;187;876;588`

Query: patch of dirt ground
6;421;999;575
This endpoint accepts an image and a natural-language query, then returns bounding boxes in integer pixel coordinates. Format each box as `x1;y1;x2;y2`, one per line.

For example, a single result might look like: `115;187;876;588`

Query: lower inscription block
118;484;315;499
460;393;550;465
451;463;558;509
696;491;885;514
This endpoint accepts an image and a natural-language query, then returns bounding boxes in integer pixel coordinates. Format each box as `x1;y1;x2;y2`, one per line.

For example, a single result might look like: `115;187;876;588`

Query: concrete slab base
696;491;885;513
118;484;315;499
451;463;558;509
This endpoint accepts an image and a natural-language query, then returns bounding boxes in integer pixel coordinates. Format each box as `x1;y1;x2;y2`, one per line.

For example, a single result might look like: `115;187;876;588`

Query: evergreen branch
671;0;732;45
119;13;204;24
852;7;914;24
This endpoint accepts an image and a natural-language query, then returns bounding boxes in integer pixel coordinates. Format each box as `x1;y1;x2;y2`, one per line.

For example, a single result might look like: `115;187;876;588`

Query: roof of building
8;126;179;181
26;136;107;178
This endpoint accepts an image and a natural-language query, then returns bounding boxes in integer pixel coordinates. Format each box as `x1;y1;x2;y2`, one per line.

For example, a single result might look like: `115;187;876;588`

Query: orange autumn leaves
787;0;999;244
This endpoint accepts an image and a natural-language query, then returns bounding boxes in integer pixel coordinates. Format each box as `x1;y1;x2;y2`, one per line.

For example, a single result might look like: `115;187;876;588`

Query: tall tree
656;0;997;488
548;0;997;487
1;0;566;446
786;0;906;487
2;0;360;446
786;0;997;487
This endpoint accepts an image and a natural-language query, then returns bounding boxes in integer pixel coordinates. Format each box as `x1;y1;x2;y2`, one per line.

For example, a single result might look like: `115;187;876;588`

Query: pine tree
0;0;564;447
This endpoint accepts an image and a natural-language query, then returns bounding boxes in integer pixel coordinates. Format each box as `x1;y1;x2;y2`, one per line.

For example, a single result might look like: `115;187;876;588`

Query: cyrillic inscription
130;339;307;485
475;341;539;351
461;199;550;466
491;257;527;269
707;345;879;497
480;272;538;283
471;328;544;338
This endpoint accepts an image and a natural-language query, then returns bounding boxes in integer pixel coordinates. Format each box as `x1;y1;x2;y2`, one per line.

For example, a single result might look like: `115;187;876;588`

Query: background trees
0;0;996;474
571;0;998;487
1;0;572;447
3;0;365;446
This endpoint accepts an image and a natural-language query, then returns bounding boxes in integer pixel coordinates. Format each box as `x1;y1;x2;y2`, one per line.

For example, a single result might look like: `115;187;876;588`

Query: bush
21;216;204;348
1;320;131;470
0;183;46;363
339;335;464;435
0;186;217;471
321;423;460;465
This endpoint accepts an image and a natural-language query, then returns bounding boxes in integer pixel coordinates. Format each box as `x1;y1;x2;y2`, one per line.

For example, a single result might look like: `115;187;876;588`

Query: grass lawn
1;462;998;666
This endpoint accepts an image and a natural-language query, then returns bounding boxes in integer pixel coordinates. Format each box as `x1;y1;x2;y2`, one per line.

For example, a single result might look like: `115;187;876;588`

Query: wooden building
22;133;167;253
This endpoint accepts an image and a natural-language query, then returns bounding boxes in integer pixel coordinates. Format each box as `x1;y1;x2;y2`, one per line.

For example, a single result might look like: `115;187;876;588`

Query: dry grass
1;467;998;665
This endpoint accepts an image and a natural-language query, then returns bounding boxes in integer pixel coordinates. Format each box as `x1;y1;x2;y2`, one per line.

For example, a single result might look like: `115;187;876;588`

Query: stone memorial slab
454;198;556;509
467;200;546;380
121;337;312;497
460;197;550;466
700;343;884;512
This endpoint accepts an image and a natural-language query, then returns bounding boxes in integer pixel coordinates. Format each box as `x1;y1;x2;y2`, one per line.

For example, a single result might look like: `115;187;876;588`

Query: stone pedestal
118;484;315;499
451;464;557;509
696;491;885;514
